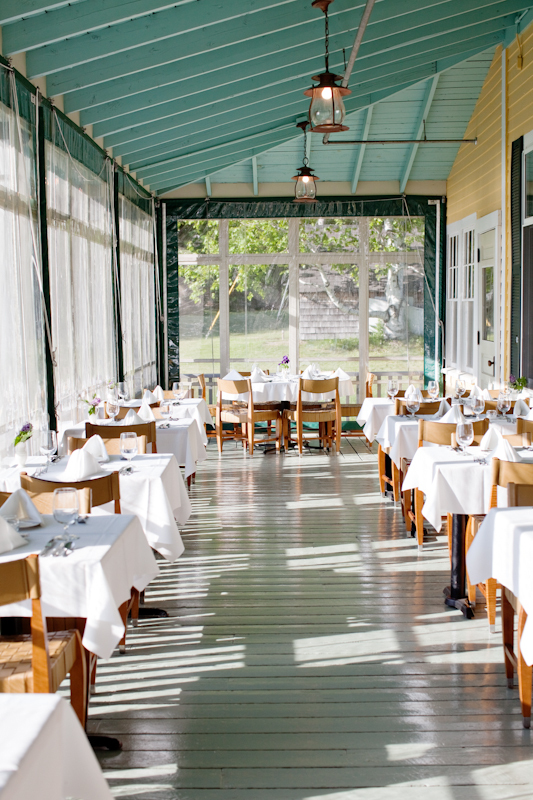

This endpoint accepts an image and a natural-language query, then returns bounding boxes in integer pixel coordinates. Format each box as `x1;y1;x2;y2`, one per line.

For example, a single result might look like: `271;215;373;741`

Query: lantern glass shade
309;86;346;130
292;166;319;203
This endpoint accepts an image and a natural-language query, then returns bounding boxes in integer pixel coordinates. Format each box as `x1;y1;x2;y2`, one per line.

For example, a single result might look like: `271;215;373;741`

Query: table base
88;734;122;750
444;513;474;619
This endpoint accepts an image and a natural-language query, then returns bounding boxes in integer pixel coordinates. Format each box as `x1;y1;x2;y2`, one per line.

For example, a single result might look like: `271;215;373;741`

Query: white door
476;223;498;388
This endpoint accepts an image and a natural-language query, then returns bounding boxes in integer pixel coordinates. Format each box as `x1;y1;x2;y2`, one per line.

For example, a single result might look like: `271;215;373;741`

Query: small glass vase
14;441;28;468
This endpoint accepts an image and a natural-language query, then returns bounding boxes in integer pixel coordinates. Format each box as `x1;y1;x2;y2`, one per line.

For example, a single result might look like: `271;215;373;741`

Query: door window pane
482;266;494;342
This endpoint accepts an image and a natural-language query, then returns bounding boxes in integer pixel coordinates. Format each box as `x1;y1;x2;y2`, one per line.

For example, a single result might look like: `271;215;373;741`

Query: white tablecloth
0;454;189;562
0;695;112;800
356;398;393;441
223;374;354;404
59;417;206;478
467;507;533;665
0;514;158;659
378;415;518;469
166;398;213;444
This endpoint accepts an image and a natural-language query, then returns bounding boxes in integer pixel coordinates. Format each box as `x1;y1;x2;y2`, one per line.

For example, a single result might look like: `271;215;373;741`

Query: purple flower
21;423;32;433
279;355;290;365
509;374;516;384
92;397;101;406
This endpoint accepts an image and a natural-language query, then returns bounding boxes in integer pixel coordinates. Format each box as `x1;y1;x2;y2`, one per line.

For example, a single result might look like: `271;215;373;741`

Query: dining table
356;397;395;442
0;512;158;659
0;694;113;799
0;453;189;561
224;372;355;404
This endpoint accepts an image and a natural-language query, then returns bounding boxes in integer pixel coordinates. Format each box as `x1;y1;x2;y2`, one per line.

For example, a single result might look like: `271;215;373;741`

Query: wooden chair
0;555;87;725
516;418;533;436
0;492;10;508
20;471;121;515
394;398;441;415
106;401;159;421
483;399;517;413
283;377;341;455
216;379;282;455
338;404;368;444
365;372;377;398
68;435;147;456
86;421;157;453
197;373;207;400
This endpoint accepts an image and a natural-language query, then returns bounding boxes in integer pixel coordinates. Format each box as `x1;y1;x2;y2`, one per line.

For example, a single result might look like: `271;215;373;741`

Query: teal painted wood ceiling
2;0;530;194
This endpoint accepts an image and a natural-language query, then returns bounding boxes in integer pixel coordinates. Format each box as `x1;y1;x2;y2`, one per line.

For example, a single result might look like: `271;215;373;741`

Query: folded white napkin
143;389;157;403
223;369;244;381
302;364;321;380
63;449;104;482
138;399;156;422
332;367;351;381
123;409;145;425
469;385;483;399
0;516;26;554
492;437;522;462
513;398;530;418
432;399;451;418
250;367;267;384
0;488;42;527
405;384;423;402
482;388;494;401
439;405;465;423
153;385;165;403
82;434;110;463
479;427;501;451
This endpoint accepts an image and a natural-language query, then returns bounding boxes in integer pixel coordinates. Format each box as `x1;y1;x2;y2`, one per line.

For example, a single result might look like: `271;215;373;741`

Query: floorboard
88;440;533;799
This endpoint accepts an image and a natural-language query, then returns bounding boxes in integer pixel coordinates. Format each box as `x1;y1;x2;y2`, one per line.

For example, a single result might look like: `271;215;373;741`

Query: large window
119;195;157;397
0;95;48;456
46;141;116;423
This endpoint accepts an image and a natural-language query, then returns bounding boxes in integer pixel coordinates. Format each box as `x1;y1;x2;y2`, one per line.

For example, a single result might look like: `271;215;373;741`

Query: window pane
299;218;359;253
178;220;219;254
179;265;220;394
483;266;494;342
229;264;289;372
229;219;288;253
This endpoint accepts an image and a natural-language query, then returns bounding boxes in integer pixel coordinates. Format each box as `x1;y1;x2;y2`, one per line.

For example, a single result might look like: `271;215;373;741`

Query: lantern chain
303;125;309;167
324;5;330;71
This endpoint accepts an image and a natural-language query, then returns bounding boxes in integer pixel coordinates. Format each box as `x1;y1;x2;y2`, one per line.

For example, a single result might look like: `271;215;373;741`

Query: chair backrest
490;458;533;507
449;419;490;447
297;377;340;417
107;401;159;421
217;378;250;399
86;421;157;453
501;431;531;447
20;471;121;514
484;399;517;412
395;399;441;416
0;491;10;508
508;482;533;506
365;372;377;398
516;418;533;435
68;435;147;455
197;373;207;400
419;418;489;447
486;389;501;399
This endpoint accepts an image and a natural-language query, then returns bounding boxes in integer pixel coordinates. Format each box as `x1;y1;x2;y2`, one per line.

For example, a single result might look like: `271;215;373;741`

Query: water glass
170;402;181;421
172;381;180;400
107;399;119;421
456;421;474;453
118;381;129;402
497;392;511;420
405;400;420;418
387;379;398;400
427;380;439;400
120;432;138;462
472;397;485;417
52;488;79;534
455;379;466;398
39;430;57;469
159;402;170;419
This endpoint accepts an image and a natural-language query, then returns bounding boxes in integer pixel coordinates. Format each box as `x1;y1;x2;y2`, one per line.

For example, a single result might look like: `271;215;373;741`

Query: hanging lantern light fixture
292;122;319;203
304;0;351;133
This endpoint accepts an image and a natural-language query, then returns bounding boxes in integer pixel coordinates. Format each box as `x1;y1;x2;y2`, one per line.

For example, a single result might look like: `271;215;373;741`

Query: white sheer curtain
0;79;48;457
119;195;157;396
46;137;116;424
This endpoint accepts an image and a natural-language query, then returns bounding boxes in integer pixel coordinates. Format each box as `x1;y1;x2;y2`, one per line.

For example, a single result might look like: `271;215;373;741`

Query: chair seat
284;408;337;423
221;408;280;423
0;630;80;694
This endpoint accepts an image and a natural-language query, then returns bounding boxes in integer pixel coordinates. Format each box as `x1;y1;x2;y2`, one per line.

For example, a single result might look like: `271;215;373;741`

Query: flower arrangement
14;422;32;447
279;355;290;366
82;393;101;415
509;374;528;391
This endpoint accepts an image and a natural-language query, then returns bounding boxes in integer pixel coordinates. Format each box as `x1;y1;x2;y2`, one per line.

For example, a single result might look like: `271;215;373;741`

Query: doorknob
488;359;495;367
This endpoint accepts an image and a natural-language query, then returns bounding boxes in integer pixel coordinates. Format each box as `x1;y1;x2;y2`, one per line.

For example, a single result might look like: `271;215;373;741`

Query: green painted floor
88;439;533;799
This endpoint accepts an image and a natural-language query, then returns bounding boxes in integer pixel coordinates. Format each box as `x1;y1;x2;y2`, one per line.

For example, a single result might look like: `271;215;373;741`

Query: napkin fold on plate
63;449;104;481
492;437;522;462
513;398;530;418
0;488;42;527
405;384;423;402
153;385;165;403
332;367;351;382
482;388;494;401
143;389;157;403
301;364;321;379
0;516;27;554
479;427;501;451
82;434;110;462
250;367;267;383
223;369;244;381
123;409;145;425
469;385;483;399
439;404;465;423
432;398;451;418
138;399;156;422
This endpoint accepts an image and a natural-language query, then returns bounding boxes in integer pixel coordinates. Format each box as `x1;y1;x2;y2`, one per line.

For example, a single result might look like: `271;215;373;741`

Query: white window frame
446;213;477;377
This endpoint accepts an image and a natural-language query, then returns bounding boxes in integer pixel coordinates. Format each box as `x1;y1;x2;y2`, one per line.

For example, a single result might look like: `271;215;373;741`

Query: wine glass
107;399;119;422
427;380;439;400
172;381;180;400
120;432;138;463
39;430;57;472
118;382;129;403
497;392;511;422
405;399;420;418
52;487;80;540
456;379;466;398
472;396;485;418
170;402;181;421
159;402;170;420
387;379;398;400
456;421;474;454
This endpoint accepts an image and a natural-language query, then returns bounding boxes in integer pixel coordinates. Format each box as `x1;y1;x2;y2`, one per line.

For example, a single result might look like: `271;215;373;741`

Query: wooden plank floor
88;439;533;799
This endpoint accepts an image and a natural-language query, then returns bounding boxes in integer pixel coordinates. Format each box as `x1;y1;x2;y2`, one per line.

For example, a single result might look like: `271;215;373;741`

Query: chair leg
248;420;254;456
414;488;424;549
69;632;88;727
403;490;412;532
485;578;498;631
118;599;129;654
275;418;281;452
297;417;303;455
216;423;223;453
335;420;341;453
447;513;454;566
377;446;386;494
392;462;400;502
131;588;140;628
517;603;532;727
502;589;515;688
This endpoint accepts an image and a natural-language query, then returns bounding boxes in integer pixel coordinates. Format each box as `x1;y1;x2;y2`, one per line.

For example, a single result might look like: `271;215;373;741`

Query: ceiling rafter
399;74;441;193
252;156;258;195
351;106;373;194
0;0;84;26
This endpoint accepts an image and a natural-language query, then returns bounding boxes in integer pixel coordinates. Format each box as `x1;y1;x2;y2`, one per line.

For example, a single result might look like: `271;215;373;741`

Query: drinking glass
456;421;474;454
107;399;119;421
118;381;129;402
387;379;398;400
472;397;485;418
170;402;181;421
39;430;57;471
456;379;466;398
405;400;420;418
427;380;439;400
172;381;180;400
52;488;79;535
497;392;511;421
159;402;170;420
120;432;138;462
